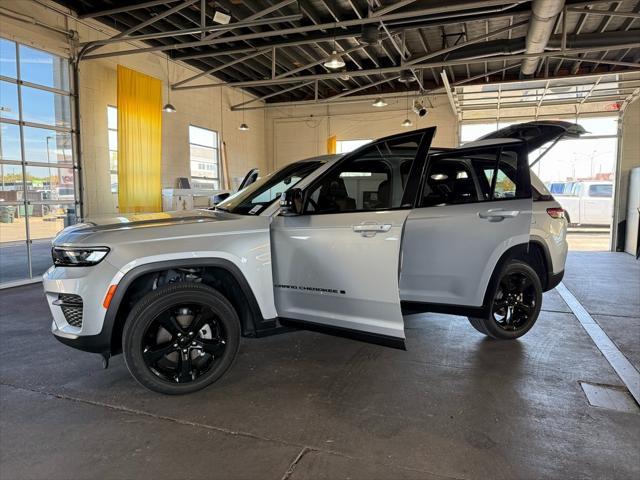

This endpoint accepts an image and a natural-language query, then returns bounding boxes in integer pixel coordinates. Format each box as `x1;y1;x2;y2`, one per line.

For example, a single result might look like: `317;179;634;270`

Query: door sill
279;318;406;350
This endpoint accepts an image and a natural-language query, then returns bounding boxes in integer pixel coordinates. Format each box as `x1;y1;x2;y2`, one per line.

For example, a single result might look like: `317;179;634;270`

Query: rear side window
588;184;612;198
419;147;530;207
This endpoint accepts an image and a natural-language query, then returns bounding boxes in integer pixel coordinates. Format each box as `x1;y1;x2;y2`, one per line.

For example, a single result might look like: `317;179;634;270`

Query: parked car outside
546;182;567;195
555;181;613;226
44;121;575;394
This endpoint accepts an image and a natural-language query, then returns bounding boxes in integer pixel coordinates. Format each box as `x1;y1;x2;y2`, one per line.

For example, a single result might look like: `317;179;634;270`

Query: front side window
189;125;219;190
216;161;323;215
305;134;422;214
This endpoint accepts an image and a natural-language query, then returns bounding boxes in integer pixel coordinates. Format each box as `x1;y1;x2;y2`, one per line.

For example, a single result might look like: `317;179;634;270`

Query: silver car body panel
400;197;532;305
44;122;573;352
272;209;410;339
44;211;277;336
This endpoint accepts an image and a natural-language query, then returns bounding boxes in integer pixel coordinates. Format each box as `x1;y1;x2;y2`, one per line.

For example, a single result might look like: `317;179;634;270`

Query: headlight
52;247;110;266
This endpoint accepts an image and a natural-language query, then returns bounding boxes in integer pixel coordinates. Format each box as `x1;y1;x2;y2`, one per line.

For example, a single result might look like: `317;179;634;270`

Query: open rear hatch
475;120;586;152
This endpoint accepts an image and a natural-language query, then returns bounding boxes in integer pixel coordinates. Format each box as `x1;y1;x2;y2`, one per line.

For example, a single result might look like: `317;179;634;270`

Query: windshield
216;161;324;215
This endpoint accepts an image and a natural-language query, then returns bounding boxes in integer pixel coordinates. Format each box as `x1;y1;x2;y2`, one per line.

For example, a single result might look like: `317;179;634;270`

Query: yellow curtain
327;135;337;154
117;65;162;213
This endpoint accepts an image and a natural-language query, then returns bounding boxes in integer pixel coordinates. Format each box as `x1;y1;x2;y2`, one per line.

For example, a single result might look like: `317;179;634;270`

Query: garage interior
0;0;639;479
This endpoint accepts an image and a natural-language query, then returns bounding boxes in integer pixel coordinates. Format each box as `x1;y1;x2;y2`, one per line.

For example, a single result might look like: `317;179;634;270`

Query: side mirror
211;192;230;205
280;188;304;215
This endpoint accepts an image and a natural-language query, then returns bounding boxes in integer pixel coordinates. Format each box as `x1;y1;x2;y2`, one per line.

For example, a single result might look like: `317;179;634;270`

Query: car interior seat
317;177;356;212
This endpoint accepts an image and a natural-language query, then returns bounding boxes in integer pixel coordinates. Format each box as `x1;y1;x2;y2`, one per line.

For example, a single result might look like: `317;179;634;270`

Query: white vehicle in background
556;181;613;226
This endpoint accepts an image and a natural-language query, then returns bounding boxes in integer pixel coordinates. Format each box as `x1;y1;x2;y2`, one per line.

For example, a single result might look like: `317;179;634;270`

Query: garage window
336;139;371;154
189;125;219;190
107;106;117;193
0;37;77;285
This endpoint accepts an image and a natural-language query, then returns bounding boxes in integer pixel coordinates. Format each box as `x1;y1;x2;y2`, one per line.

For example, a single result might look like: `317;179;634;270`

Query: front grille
58;294;83;328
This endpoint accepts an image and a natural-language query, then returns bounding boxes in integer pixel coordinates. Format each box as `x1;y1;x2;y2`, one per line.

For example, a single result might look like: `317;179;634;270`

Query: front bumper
44;261;123;353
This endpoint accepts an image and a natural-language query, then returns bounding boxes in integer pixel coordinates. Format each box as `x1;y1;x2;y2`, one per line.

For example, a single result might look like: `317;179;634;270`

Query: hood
54;209;238;245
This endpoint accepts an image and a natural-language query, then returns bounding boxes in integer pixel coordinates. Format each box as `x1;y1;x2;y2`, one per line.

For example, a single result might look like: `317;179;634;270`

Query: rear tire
468;261;542;340
122;282;240;395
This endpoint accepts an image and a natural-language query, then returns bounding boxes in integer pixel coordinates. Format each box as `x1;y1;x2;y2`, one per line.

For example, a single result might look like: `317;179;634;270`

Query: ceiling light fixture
324;24;346;69
212;10;231;25
398;69;416;84
238;90;249;131
324;50;345;69
401;89;412;127
372;97;387;107
163;55;176;113
413;99;428;117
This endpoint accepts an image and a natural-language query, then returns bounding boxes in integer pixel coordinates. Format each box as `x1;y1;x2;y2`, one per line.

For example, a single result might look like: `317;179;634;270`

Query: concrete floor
1;252;638;480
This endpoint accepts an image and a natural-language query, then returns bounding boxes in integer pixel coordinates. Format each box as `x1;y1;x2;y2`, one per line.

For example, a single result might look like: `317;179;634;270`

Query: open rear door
400;139;533;309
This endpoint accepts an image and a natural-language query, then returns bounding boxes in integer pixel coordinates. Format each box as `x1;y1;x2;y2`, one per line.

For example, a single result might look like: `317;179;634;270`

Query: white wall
265;95;458;170
1;0;267;216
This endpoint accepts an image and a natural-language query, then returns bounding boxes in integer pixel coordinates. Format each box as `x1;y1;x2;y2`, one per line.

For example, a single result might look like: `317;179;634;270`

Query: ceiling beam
230;81;316;110
78;0;186;19
79;0;529;60
79;14;303;48
170;43;640;90
567;7;640;19
172;49;271;88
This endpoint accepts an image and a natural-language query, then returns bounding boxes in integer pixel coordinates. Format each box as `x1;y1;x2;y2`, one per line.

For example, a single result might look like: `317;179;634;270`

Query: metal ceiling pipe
521;0;565;76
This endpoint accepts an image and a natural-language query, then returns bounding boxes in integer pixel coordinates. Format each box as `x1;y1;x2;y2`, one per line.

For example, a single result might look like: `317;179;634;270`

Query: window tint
304;134;422;214
420;147;529;207
588;184;612;197
218;161;322;215
421;156;479;207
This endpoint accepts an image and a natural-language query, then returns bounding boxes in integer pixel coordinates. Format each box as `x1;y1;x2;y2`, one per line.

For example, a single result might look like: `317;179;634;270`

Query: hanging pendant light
372;97;387;107
238;90;249;131
324;50;346;69
163;55;176;113
324;25;346;69
401;89;412;127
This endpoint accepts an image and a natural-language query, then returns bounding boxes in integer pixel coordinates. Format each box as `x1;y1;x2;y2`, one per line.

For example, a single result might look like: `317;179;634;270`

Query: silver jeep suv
45;121;577;394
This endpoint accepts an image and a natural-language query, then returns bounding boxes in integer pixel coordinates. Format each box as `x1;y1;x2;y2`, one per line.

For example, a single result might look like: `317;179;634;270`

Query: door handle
352;223;392;236
478;209;520;222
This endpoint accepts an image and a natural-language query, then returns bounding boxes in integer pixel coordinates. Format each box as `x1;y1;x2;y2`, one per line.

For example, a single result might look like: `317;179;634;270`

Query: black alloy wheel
123;283;240;394
141;303;226;384
468;261;542;340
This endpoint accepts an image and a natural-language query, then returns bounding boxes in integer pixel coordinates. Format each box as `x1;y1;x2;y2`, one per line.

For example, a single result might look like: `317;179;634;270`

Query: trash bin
64;207;77;228
18;204;33;217
0;206;15;223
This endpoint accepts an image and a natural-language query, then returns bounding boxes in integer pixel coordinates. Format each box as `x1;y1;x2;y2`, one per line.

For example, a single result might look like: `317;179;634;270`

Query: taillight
546;207;565;219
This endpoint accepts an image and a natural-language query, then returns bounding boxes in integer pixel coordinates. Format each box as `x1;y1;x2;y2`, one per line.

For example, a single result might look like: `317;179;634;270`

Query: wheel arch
106;258;272;355
483;239;552;305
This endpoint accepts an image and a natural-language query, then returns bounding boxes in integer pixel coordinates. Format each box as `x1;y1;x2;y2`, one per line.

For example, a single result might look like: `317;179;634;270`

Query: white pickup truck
556;181;613;226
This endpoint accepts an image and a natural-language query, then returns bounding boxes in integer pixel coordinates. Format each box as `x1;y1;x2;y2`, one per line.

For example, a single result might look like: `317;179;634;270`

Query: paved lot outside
0;252;639;480
567;227;611;252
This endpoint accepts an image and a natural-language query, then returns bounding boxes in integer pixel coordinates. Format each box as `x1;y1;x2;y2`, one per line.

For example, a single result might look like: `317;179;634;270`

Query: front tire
122;282;240;394
468;261;542;340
